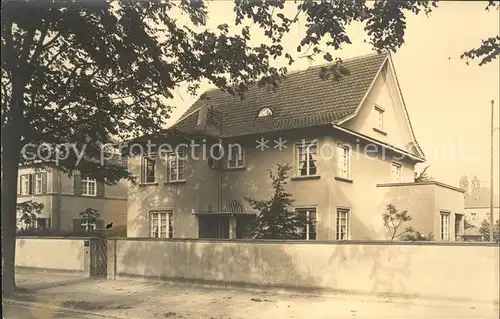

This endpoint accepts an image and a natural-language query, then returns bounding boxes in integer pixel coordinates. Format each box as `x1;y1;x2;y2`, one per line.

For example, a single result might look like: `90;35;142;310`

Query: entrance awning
193;211;256;216
194;199;255;216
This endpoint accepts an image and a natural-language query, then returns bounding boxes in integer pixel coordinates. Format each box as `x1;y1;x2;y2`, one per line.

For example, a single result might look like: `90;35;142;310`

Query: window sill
19;193;49;197
291;175;321;181
164;180;186;185
224;166;246;171
139;182;159;187
81;194;97;197
335;176;353;183
373;128;387;136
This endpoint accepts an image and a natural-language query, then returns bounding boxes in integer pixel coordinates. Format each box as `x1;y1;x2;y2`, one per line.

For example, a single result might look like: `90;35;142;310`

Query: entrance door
198;215;229;238
455;213;464;241
235;215;256;239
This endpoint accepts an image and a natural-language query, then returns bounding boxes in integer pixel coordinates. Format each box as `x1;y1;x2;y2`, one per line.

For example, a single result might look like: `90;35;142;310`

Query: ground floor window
295;207;317;240
17;217;50;230
150;210;174;238
81;220;96;232
336;208;349;240
37;218;49;229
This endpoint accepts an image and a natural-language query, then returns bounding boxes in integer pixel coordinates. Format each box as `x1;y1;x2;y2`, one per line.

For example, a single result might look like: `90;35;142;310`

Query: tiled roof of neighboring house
464;226;483;237
465;187;500;208
172;52;389;138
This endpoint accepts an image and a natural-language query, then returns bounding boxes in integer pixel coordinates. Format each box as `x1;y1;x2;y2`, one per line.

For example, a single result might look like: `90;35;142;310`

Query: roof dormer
257;107;273;118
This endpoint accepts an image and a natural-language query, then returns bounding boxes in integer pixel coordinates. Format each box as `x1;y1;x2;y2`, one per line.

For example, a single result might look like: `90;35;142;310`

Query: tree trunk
1;122;22;298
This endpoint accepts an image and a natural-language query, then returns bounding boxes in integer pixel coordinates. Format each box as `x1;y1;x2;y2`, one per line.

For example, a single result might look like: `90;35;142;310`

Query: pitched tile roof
465;187;500;208
172;52;389;138
464;226;483;237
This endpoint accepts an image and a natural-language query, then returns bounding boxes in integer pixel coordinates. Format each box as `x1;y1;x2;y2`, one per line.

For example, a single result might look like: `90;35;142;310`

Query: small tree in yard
16;200;44;230
245;163;307;239
382;204;415;241
79;208;100;232
478;219;500;242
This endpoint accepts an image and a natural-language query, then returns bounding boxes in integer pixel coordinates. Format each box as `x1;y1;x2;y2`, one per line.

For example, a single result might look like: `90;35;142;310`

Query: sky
164;1;500;192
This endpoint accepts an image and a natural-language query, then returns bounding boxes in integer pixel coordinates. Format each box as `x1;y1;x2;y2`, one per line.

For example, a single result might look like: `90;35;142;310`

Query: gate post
107;238;116;280
83;239;91;278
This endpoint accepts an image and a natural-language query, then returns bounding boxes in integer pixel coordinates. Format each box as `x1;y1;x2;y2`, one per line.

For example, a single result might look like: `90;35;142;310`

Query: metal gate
91;239;108;277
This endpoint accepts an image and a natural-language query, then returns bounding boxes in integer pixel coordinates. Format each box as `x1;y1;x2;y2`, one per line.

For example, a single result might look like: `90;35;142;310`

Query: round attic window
258;107;273;117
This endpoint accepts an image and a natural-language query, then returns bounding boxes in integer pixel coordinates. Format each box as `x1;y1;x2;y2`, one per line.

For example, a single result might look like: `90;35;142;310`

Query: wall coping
107;237;500;247
376;181;465;193
16;236;103;240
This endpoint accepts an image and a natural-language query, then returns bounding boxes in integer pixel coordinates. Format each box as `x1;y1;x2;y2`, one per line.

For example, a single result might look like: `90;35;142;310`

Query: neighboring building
463;225;485;242
126;52;465;241
16;167;128;233
464;187;500;226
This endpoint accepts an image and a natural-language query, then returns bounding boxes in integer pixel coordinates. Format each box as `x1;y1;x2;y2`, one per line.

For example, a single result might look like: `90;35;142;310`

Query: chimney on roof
194;104;209;133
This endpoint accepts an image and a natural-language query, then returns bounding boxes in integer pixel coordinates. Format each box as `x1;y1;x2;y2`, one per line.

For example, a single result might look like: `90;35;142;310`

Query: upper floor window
101;144;121;155
391;162;402;183
82;177;97;196
336;144;351;179
34;173;43;194
336;208;349;240
440;212;451;241
227;147;245;169
295;207;317;240
150;210;173;238
257;107;273;117
471;212;477;221
141;155;156;183
167;151;186;182
20;174;30;195
375;106;384;131
296;141;317;176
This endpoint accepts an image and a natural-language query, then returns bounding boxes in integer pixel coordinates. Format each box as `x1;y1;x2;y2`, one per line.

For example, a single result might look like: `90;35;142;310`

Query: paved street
3;303;105;319
6;272;500;319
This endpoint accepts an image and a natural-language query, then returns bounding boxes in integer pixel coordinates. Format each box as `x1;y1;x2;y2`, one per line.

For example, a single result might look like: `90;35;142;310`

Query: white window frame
440;212;451;241
295;207;317;240
82;177;97;196
391;162;402;183
336;208;350;240
34;173;43;194
375;105;384;131
81;220;96;232
295;140;318;177
142;155;156;184
336;144;351;179
167;151;186;182
150;210;174;238
20;175;30;195
227;148;245;169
